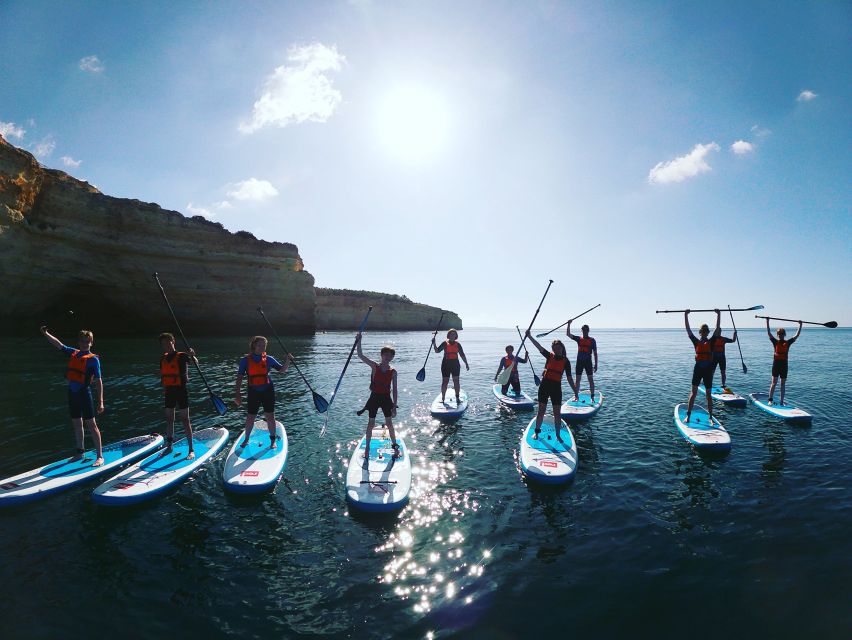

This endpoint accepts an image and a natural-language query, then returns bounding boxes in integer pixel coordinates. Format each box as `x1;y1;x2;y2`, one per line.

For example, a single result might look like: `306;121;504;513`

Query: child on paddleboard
710;329;737;389
355;333;401;462
684;309;721;424
432;329;469;405
234;336;291;448
40;327;105;466
525;331;577;442
765;318;802;406
494;345;528;396
158;332;198;459
567;321;598;402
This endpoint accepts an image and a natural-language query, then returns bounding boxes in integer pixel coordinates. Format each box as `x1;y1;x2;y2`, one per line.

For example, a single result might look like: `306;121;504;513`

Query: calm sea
1;328;850;639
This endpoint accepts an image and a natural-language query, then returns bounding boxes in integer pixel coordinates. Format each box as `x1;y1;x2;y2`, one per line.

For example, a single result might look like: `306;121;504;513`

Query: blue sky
2;1;849;328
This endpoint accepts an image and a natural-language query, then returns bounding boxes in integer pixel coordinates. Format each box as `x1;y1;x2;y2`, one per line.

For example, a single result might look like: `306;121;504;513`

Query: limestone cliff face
316;288;463;331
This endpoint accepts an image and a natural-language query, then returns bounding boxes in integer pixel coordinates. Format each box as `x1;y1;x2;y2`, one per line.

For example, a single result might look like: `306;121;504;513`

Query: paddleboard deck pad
698;384;747;407
519;417;577;483
749;392;813;424
492;384;535;409
561;390;604;420
223;420;287;493
346;429;411;512
673;403;731;451
430;389;469;418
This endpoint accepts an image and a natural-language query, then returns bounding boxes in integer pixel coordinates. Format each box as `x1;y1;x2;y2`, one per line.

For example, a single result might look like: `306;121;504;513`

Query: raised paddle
152;273;227;416
516;325;541;386
728;304;747;374
415;311;445;382
656;305;764;314
257;307;329;413
498;279;554;386
755;315;838;328
536;303;601;338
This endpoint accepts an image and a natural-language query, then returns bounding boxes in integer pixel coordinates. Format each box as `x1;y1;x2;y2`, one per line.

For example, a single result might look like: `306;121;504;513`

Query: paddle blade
535;332;548;338
415;368;426;382
751;305;765;311
496;364;514;386
825;321;838;328
211;393;228;416
534;374;541;387
313;392;330;414
742;363;748;374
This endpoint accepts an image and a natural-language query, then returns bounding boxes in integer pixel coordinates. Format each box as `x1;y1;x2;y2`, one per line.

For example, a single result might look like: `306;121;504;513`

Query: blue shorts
68;388;95;420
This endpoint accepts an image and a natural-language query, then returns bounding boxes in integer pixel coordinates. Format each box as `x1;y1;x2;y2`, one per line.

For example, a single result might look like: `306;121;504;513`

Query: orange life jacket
444;341;460;360
542;353;566;382
370;365;394;394
774;341;790;361
247;353;270;386
160;352;185;387
694;340;712;362
578;337;594;355
66;350;96;385
711;336;727;354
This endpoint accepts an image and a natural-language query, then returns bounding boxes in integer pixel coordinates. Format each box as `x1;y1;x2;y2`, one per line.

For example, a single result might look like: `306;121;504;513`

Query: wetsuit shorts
712;354;727;371
772;359;789;379
575;359;593;376
441;359;461;377
164;386;190;410
691;363;713;388
68;388;95;420
247;386;275;415
537;378;562;406
364;392;394;419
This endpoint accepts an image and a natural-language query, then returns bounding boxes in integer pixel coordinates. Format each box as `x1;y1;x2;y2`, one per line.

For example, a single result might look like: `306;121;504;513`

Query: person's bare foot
187;451;196;461
92;457;104;467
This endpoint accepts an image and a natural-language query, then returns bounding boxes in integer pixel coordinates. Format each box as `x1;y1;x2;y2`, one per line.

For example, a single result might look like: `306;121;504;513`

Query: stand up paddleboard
673;403;731;451
92;427;229;506
561;390;604;421
697;384;747;407
0;434;164;506
345;429;411;512
223;420;287;494
748;392;813;425
519;417;577;483
492;384;535;410
430;389;469;419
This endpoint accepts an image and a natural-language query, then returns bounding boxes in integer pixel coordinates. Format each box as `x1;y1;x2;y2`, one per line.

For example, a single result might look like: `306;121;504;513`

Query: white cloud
0;121;26;140
226;178;279;201
239;43;345;133
648;142;720;185
187;202;214;218
797;90;817;102
730;140;754;155
214;200;233;209
79;55;105;73
32;138;56;159
750;124;771;138
60;155;82;168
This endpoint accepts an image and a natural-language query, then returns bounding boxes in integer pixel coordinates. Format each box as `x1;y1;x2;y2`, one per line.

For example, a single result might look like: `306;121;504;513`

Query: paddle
516;325;541;386
152;273;227;416
28;308;75;343
755;315;838;328
728;304;747;374
415;311;445;382
497;279;554;386
257;307;329;412
320;307;372;436
536;303;601;338
656;305;764;314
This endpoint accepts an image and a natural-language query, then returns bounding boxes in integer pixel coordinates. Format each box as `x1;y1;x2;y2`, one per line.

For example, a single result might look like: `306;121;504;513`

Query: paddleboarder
158;332;199;459
494;345;528;396
710;329;737;389
765;318;802;406
40;326;105;466
432;329;469;405
525;330;577;442
355;333;401;461
566;321;598;402
234;336;291;448
684;309;721;424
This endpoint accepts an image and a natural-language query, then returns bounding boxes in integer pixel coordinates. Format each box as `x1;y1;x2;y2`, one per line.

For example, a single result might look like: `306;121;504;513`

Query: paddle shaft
257;307;322;394
728;304;747;374
499;280;553;384
755;315;837;327
536;303;601;337
516;325;540;385
420;311;446;368
327;307;373;406
657;305;763;314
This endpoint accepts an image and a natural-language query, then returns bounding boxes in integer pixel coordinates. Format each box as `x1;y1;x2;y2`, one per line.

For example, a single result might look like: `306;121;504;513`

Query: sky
1;0;850;329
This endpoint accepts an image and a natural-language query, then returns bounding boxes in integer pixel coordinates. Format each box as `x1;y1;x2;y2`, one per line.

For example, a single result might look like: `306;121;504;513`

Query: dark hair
551;339;565;354
505;345;514;353
581;324;589;333
78;330;93;341
380;345;396;357
158;332;175;343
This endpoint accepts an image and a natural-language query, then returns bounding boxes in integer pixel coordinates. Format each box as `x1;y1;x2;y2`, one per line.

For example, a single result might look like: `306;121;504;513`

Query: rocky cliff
316;289;462;331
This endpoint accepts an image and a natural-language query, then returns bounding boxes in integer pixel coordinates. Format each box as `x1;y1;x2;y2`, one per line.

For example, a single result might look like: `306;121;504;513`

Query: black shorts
713;354;727;372
68;388;95;420
247;386;275;415
772;359;788;379
164;386;189;410
691;363;713;388
364;392;394;419
537;378;562;406
575;359;593;376
441;359;461;378
501;378;521;396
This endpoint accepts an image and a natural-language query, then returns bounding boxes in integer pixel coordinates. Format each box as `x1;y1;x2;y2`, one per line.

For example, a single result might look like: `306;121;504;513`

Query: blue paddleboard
430;389;469;419
519;417;577;483
697;384;747;407
749;392;813;424
561;390;604;421
673;403;731;451
345;429;412;512
222;420;288;493
492;384;535;410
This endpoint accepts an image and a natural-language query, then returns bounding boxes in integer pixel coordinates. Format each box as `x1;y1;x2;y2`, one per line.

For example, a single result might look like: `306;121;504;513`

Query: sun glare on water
375;86;451;163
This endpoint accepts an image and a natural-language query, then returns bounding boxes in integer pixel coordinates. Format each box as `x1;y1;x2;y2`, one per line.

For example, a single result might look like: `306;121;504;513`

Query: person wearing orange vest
566;321;598;402
494;345;528;396
355;333;401;462
40;326;105;466
684;309;721;424
158;332;198;458
235;336;291;448
766;318;802;406
432;329;469;405
525;330;578;442
710;330;737;389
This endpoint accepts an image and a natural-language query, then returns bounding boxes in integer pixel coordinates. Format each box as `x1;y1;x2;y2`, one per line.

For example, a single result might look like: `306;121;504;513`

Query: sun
374;86;451;163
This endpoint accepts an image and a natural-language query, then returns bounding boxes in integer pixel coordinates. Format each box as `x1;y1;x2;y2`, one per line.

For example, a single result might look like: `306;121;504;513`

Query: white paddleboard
492;384;535;410
561;390;604;421
223;420;287;494
673;403;731;451
92;427;229;506
345;428;411;512
697;384;747;407
430;389;469;418
519;416;577;483
0;434;164;506
749;392;813;424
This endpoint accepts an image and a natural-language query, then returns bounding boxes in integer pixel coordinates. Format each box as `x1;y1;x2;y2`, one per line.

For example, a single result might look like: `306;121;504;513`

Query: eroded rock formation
316;289;462;331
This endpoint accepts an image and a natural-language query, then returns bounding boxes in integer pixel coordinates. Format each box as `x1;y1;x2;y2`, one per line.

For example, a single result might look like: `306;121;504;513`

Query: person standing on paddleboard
525;331;577;442
40;327;105;466
355;333;401;462
710;329;737;389
684;310;721;424
765;318;802;406
567;321;598;402
158;332;198;459
234;336;291;448
432;329;469;405
494;345;528;396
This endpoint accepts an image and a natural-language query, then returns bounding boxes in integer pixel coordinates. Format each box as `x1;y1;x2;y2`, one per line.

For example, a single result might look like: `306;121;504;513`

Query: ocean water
1;328;850;639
